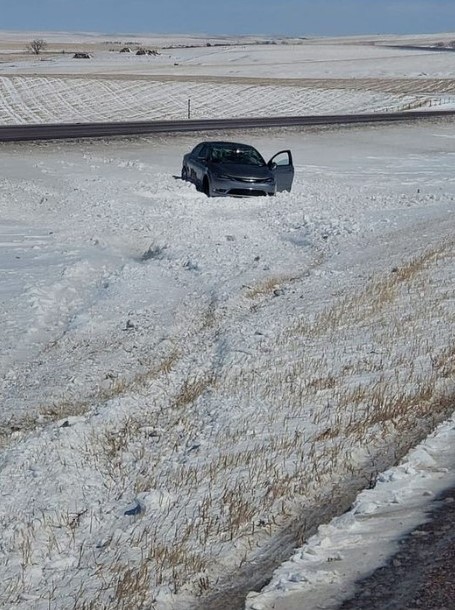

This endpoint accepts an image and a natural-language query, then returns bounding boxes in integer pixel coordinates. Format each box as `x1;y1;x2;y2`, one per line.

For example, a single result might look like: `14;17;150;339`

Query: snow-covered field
1;32;455;125
2;75;443;125
0;32;455;610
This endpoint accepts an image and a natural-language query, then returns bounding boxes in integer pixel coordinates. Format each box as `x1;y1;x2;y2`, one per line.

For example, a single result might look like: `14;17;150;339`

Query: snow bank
246;414;455;610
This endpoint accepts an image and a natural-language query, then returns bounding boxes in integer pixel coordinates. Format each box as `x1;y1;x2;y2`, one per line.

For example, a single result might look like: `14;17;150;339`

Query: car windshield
209;144;266;167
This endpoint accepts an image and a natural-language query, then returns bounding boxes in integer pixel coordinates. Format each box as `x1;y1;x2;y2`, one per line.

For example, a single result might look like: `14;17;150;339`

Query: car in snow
181;141;294;197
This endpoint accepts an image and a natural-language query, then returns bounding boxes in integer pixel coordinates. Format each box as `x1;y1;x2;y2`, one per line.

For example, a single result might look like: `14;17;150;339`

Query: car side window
272;151;292;166
191;144;203;157
198;145;209;159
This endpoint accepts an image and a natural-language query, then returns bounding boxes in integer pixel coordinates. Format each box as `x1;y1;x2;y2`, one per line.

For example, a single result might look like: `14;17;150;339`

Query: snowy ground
1;32;455;125
1;31;455;610
2;32;455;80
1;120;454;610
3;75;445;125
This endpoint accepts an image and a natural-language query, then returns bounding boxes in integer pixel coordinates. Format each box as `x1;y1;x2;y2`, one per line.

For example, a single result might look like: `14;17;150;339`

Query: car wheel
203;176;211;197
181;166;188;181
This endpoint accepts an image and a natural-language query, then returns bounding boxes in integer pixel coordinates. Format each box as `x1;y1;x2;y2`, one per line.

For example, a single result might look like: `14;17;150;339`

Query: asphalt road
1;110;455;141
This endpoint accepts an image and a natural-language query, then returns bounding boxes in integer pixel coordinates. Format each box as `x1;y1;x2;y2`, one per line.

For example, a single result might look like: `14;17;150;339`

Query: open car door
268;150;294;192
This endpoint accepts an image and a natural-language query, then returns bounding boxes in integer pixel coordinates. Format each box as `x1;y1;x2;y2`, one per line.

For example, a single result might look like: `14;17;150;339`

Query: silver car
181;141;294;197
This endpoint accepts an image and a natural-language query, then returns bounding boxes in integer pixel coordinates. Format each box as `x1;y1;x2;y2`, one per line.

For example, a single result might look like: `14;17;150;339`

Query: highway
0;109;455;142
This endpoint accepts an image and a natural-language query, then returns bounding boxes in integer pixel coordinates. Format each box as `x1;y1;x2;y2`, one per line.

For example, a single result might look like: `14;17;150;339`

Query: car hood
210;162;272;179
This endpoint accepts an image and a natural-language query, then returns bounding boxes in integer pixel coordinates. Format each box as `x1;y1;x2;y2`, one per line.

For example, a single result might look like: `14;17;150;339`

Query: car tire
181;166;188;181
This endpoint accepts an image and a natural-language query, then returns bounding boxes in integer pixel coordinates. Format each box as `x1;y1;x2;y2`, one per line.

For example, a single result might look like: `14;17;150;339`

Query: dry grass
3;242;455;610
245;275;295;299
0;348;181;450
245;255;324;301
173;372;217;409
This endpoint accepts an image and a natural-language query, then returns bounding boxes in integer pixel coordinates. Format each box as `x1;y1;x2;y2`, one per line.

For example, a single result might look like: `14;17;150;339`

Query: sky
1;0;454;37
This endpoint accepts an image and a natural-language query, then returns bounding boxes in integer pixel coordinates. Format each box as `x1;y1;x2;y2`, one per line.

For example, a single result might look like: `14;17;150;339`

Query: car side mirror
268;161;277;170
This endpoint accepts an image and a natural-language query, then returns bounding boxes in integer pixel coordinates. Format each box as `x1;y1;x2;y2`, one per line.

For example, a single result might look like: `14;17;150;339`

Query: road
339;485;455;610
1;109;455;141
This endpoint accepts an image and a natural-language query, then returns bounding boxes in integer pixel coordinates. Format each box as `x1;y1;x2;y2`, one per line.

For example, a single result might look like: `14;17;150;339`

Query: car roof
199;141;255;148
